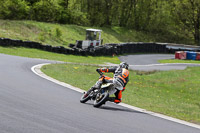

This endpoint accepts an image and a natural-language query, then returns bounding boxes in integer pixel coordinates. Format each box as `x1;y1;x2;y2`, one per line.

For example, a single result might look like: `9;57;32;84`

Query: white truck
74;29;103;49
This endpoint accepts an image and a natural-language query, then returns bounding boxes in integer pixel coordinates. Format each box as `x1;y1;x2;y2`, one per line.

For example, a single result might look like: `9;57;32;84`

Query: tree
59;0;69;9
117;0;136;27
173;0;200;45
104;0;112;26
25;0;40;5
31;0;60;22
58;0;71;24
0;0;30;20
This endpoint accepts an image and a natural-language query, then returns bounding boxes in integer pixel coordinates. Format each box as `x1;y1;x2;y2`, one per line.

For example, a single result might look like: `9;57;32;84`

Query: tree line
0;0;200;45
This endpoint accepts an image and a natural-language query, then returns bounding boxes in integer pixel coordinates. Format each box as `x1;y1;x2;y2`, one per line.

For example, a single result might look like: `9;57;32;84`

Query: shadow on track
99;106;144;114
83;102;144;114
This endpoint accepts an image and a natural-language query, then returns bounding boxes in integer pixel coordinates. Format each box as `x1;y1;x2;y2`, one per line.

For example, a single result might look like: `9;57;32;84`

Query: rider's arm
122;71;129;91
96;67;117;73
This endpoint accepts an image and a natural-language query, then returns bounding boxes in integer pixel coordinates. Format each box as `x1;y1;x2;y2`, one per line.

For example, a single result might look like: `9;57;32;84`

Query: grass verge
159;59;200;64
0;20;193;47
0;46;120;64
42;64;200;124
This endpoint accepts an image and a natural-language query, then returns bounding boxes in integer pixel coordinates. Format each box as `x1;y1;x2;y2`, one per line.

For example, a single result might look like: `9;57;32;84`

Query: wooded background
0;0;200;45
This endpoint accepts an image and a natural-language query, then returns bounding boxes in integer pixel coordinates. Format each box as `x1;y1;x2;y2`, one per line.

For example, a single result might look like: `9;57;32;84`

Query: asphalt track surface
0;53;200;133
119;54;200;71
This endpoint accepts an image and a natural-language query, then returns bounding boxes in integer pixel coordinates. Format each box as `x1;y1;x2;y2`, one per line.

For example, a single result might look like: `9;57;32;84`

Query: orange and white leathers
95;67;129;103
94;76;119;100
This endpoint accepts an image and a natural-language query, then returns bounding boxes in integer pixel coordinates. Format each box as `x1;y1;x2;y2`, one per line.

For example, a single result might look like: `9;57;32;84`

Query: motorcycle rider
85;62;129;104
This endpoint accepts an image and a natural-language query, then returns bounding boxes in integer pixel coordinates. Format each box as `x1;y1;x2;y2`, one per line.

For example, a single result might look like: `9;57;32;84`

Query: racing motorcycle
80;71;116;108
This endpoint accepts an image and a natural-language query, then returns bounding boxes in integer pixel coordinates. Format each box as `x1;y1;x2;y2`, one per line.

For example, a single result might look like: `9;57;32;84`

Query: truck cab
76;29;102;49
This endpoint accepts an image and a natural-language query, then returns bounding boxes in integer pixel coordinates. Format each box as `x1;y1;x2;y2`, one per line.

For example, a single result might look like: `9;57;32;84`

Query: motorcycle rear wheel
93;91;109;108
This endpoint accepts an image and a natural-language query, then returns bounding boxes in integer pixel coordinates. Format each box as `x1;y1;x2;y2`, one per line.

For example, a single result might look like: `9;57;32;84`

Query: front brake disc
96;93;103;101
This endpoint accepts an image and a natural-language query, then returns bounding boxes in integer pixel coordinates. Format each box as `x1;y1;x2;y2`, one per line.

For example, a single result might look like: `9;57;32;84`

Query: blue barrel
186;51;197;60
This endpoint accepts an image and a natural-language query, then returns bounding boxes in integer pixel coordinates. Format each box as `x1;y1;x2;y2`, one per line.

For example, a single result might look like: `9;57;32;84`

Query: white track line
130;63;200;67
31;63;200;130
31;63;84;93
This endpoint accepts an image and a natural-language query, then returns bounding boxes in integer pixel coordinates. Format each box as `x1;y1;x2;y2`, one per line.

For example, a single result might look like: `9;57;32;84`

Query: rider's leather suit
96;66;129;103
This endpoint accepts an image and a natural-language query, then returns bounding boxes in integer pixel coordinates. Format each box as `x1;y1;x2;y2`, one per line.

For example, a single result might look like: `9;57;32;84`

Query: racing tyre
80;91;92;103
93;91;109;108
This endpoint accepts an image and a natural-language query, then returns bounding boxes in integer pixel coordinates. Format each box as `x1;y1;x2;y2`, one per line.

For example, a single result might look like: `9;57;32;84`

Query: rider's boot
107;97;121;104
107;97;115;102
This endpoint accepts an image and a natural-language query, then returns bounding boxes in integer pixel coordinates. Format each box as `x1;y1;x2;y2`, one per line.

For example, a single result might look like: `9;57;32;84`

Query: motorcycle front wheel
93;91;109;108
80;91;93;103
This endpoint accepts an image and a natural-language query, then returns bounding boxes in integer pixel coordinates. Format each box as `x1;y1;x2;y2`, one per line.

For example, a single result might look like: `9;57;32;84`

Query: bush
31;0;60;22
55;28;62;38
0;0;30;20
38;32;46;42
70;11;90;26
58;9;71;24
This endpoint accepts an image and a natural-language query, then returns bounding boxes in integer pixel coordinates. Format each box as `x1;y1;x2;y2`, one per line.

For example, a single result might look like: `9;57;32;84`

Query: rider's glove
96;68;101;72
99;75;105;79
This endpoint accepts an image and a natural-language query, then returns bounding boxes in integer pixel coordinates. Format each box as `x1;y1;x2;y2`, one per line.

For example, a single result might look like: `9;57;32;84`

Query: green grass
1;19;199;124
159;59;200;64
0;19;192;47
0;46;120;64
42;64;200;124
0;20;86;47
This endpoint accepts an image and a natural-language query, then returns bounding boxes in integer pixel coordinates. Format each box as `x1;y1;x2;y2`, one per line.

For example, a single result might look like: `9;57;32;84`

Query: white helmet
119;62;129;69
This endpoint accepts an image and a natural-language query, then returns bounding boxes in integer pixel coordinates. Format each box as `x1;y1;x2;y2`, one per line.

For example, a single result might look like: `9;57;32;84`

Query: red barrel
196;52;200;60
175;51;186;60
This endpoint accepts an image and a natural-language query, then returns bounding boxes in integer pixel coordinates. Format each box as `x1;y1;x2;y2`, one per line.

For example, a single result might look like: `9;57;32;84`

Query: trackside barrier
175;51;187;60
187;52;197;60
196;52;200;60
0;38;200;56
175;51;200;61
